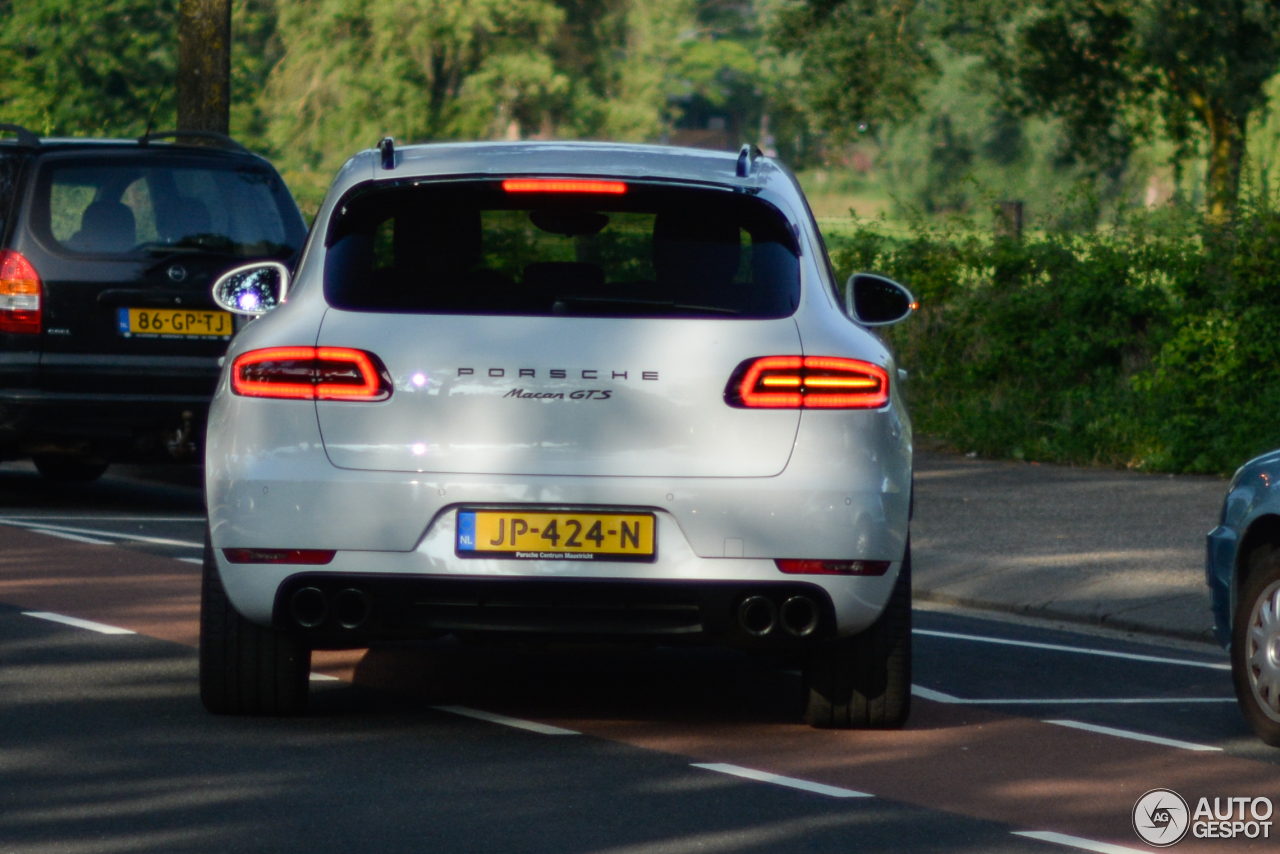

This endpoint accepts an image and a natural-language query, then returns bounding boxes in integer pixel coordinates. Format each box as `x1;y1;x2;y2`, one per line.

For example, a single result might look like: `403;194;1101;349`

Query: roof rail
0;124;40;148
377;136;395;170
737;144;762;177
137;130;248;153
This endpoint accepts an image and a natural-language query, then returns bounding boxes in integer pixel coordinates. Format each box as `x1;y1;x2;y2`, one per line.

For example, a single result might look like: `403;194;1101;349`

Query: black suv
0;125;306;481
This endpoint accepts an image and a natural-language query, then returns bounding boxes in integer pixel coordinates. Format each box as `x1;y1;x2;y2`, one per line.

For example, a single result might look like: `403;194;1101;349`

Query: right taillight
726;356;889;409
0;250;41;334
776;559;891;576
231;346;391;401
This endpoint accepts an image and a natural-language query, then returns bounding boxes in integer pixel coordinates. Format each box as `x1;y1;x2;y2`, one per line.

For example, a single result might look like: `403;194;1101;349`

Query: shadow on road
0;461;204;513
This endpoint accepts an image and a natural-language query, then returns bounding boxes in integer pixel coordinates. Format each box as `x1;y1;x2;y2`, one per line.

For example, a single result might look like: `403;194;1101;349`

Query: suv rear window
324;181;800;318
32;153;305;259
0;152;23;242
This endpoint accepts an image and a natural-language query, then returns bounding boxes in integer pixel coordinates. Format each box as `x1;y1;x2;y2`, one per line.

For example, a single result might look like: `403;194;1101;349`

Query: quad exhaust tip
738;595;777;637
290;587;327;628
779;596;819;637
332;588;371;629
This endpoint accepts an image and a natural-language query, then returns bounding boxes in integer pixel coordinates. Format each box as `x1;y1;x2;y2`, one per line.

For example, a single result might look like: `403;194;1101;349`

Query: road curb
913;588;1220;647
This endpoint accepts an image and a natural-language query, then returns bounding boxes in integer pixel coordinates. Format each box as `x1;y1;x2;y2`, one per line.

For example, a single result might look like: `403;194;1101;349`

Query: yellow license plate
457;510;656;562
119;307;233;338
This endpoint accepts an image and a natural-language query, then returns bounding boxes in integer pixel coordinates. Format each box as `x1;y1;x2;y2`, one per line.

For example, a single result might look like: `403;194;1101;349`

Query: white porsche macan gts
200;140;916;728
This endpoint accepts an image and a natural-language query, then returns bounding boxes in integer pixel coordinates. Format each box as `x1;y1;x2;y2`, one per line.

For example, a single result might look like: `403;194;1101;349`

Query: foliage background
5;0;1280;473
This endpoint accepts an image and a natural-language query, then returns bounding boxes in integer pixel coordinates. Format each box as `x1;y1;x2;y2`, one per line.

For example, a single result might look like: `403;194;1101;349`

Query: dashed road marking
0;515;204;522
912;685;1234;705
691;763;873;798
1043;719;1221;752
1012;830;1147;853
22;611;134;635
914;628;1229;671
21;527;114;546
2;520;202;548
432;705;580;735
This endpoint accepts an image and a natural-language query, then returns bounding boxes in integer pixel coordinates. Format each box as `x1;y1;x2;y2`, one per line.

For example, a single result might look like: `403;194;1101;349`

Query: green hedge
825;205;1280;474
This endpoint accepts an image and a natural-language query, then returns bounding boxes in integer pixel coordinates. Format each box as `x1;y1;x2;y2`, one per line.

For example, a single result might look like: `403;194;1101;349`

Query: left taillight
726;356;890;409
0;250;41;334
231;346;391;401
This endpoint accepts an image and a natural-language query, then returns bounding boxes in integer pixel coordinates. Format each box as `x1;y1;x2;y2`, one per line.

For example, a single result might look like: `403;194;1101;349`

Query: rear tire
33;454;109;483
199;530;310;715
802;541;912;729
1232;551;1280;746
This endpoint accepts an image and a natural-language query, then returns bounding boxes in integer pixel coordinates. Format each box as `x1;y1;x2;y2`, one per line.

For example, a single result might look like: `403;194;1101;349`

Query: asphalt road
0;462;1276;854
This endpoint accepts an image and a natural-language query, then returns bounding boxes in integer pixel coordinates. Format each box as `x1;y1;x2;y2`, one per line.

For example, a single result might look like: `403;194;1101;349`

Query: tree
983;0;1280;217
177;0;232;133
0;0;177;136
768;0;938;142
258;0;569;178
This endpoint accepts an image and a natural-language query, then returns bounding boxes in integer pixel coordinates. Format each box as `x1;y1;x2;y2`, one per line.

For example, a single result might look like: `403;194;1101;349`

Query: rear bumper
268;573;839;650
214;515;902;640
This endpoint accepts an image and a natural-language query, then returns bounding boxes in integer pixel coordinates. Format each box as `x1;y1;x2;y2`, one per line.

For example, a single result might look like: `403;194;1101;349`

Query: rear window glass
324;181;800;319
33;154;305;259
0;153;23;241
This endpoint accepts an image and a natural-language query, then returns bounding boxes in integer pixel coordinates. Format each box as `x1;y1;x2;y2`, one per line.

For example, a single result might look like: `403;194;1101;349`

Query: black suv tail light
0;250;41;334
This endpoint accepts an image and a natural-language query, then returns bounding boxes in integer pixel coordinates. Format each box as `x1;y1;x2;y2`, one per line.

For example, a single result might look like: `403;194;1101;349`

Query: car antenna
378;136;395;170
736;143;762;178
142;92;163;139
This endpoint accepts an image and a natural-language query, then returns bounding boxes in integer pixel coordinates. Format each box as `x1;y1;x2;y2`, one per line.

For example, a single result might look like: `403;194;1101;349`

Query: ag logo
1133;788;1190;847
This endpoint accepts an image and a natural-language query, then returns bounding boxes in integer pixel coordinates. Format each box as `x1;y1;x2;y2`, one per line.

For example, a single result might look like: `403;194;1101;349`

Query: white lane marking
914;628;1230;671
1043;719;1222;752
0;515;204;522
691;763;873;798
1013;830;1147;853
2;520;202;548
178;557;203;564
912;685;1234;705
22;611;134;635
432;705;580;735
21;527;114;546
309;673;341;681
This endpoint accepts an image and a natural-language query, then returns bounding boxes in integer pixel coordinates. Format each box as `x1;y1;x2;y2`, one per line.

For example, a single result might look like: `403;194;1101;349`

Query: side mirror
212;261;290;316
846;273;916;326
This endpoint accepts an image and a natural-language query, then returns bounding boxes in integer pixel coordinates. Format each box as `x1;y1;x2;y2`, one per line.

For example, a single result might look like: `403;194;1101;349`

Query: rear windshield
32;153;305;259
0;152;23;242
324;181;801;318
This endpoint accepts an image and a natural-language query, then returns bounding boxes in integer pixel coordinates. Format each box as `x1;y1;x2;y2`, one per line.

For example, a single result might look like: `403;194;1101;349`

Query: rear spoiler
137;130;248;153
0;124;40;148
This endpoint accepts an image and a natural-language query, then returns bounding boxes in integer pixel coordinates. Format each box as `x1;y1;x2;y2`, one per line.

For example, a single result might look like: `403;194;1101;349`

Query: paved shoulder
911;450;1226;641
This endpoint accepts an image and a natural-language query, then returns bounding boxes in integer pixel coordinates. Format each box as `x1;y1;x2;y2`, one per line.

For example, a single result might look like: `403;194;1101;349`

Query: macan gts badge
200;141;917;730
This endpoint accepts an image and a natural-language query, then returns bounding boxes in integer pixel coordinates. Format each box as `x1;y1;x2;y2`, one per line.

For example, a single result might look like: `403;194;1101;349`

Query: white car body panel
206;141;913;643
314;313;803;477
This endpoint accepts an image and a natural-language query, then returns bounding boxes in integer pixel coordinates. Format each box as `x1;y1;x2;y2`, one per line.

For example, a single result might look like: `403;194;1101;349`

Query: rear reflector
231;346;390;401
502;179;627;194
223;548;336;565
0;250;41;334
727;356;889;409
776;559;891;576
